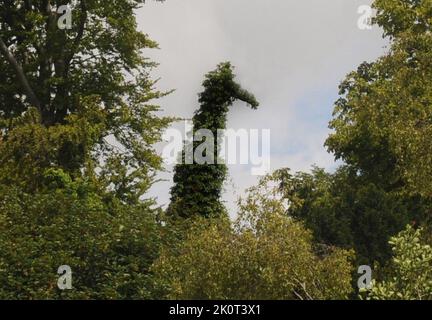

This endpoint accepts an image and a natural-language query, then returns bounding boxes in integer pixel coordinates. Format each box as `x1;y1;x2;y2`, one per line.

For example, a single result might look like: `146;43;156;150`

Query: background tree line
0;0;431;299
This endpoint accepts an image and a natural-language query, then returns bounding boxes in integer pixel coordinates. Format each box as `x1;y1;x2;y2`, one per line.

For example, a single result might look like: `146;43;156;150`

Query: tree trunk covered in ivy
167;62;259;219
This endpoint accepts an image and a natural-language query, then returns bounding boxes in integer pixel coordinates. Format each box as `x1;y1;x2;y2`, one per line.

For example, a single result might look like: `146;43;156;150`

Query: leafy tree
326;0;432;197
374;0;432;38
365;225;432;300
0;97;102;191
0;1;171;299
167;62;259;218
153;176;354;300
272;166;429;264
0;169;164;299
280;0;432;267
0;0;170;201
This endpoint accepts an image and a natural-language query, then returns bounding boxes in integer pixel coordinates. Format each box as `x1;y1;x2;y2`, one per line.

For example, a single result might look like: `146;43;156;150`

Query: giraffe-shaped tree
167;62;259;219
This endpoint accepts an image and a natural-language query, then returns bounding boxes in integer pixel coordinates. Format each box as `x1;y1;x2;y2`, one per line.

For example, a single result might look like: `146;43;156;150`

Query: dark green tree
0;1;171;299
272;166;429;264
326;0;432;197
278;0;432;265
167;62;259;218
0;169;164;299
0;0;170;202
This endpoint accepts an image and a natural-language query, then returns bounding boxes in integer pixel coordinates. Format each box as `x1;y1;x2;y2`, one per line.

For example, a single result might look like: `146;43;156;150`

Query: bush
0;170;162;299
365;225;432;300
152;179;354;300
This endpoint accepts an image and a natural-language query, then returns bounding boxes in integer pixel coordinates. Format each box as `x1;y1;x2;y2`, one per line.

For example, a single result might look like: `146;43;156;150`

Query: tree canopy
1;0;432;301
0;0;171;201
153;178;353;300
0;0;170;299
327;0;432;197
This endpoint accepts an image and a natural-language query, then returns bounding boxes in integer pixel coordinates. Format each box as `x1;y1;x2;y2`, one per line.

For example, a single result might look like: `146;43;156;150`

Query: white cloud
137;0;387;216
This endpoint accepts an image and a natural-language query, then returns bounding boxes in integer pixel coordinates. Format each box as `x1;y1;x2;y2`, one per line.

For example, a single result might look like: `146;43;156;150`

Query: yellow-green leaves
365;225;432;300
153;180;353;300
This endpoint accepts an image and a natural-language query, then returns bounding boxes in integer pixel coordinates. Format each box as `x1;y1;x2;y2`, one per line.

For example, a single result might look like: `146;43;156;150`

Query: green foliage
0;97;104;190
0;1;170;299
365;225;432;300
0;1;172;201
272;166;429;264
1;0;431;301
327;0;432;197
167;62;259;218
0;171;163;299
153;177;354;300
373;0;432;38
303;0;432;270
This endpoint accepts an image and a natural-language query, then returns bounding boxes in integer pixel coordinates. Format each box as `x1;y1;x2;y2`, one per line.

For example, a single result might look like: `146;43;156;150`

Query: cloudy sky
137;0;388;217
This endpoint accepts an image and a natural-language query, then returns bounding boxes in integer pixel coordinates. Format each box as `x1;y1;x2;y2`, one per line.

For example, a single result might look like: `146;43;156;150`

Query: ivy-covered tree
167;62;259;218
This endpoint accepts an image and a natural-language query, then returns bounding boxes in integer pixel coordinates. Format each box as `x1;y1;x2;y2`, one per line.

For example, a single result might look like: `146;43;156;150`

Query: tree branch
0;37;42;112
65;0;87;69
